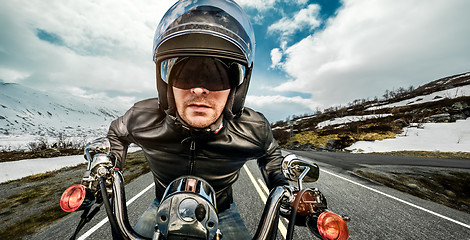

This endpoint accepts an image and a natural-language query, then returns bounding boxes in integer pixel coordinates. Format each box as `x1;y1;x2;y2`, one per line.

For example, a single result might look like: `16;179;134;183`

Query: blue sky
1;0;470;122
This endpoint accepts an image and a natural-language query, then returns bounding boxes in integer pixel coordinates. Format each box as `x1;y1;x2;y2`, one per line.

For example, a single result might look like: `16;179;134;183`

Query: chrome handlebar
111;169;297;240
113;171;151;240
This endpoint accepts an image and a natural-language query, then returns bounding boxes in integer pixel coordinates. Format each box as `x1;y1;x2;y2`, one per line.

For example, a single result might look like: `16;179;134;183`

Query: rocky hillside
271;72;470;151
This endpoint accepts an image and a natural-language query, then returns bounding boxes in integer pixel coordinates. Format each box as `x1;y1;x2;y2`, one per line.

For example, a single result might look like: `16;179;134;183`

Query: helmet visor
153;0;255;65
160;56;246;91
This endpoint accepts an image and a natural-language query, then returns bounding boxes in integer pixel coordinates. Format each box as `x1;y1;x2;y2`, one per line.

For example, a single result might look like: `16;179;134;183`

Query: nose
191;87;209;95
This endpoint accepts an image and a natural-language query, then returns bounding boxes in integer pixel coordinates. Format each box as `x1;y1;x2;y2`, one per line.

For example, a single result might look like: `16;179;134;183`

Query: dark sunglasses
160;57;246;91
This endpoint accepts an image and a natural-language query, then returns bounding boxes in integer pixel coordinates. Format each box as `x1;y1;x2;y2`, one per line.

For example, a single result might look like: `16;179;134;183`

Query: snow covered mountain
0;80;129;149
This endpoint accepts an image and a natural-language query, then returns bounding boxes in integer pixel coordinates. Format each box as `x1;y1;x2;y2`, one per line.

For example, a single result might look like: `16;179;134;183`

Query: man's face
173;87;230;128
168;57;235;129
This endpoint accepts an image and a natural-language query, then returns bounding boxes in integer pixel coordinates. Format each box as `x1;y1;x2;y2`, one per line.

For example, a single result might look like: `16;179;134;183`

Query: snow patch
0;155;86;183
368;85;470;111
346;118;470;153
0;146;142;183
316;114;392;129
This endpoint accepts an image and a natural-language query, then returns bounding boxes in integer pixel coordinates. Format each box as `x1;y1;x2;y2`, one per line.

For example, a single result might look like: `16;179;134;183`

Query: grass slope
0;151;149;240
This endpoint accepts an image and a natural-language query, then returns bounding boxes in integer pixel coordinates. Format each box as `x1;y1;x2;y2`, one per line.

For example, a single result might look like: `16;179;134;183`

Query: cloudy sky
1;0;469;122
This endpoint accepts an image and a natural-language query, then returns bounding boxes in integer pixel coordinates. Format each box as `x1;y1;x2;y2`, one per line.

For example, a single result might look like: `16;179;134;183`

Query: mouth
187;103;212;110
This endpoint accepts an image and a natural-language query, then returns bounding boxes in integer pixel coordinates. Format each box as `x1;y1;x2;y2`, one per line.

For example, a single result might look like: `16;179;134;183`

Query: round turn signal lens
317;211;349;240
60;184;86;212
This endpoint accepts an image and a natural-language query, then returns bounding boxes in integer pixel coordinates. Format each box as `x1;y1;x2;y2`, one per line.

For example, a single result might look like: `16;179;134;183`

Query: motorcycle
60;138;350;240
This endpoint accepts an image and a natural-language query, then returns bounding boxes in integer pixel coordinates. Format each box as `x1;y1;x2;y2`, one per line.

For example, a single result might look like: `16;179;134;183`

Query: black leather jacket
107;98;288;212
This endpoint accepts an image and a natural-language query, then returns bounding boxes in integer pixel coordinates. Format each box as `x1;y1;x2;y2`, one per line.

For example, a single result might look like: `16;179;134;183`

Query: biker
107;0;288;238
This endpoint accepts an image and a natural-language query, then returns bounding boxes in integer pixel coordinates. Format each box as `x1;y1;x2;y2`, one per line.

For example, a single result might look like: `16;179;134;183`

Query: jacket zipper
189;140;196;174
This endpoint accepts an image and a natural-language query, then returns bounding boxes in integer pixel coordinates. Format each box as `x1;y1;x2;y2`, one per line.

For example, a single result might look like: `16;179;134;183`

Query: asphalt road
31;151;470;239
289;150;470;170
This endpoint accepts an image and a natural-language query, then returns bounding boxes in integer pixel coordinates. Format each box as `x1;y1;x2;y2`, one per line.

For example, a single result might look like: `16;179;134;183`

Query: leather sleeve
106;98;163;170
107;108;133;170
257;117;289;189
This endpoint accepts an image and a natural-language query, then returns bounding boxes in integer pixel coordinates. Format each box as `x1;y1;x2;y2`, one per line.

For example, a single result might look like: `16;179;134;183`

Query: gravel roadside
353;165;470;214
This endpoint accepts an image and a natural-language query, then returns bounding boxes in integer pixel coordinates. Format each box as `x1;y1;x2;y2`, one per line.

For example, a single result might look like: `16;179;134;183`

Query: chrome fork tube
112;171;149;240
252;186;292;240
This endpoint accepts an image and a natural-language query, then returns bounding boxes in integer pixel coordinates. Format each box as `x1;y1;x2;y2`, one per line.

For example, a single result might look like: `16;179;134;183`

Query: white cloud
62;86;136;108
246;95;316;109
12;0;173;59
245;95;318;122
0;0;175;99
293;0;309;6
237;0;310;24
237;0;307;10
267;4;322;40
270;48;283;68
236;0;280;24
237;0;277;12
0;68;30;83
274;0;470;108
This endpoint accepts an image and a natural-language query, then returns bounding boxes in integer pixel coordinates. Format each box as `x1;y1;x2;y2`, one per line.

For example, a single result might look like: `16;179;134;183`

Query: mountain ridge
271;71;470;152
0;80;128;149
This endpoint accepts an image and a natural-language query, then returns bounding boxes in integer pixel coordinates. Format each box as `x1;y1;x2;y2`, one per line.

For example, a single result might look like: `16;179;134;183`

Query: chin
189;122;212;129
186;117;215;129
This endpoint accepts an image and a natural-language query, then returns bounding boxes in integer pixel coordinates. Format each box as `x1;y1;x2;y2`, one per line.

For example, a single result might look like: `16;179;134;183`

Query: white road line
243;165;267;203
256;178;290;227
257;178;270;196
127;182;155;205
243;165;287;239
321;168;470;229
78;182;155;240
77;218;108;240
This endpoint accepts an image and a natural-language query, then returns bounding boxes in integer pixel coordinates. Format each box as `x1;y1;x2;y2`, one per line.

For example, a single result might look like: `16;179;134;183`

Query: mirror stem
297;166;310;190
85;149;92;170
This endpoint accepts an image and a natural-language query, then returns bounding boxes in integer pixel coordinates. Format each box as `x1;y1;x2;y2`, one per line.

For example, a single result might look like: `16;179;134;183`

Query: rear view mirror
84;137;111;162
282;154;319;183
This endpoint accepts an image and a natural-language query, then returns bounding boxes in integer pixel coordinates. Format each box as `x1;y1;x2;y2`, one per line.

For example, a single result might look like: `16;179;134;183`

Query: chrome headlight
156;176;219;240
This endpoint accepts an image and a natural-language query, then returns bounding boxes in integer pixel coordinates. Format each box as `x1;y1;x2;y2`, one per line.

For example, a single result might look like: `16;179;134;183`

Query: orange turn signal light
317;211;349;240
60;184;87;212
